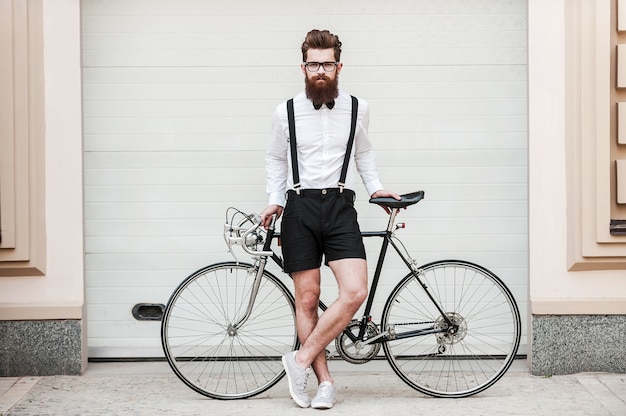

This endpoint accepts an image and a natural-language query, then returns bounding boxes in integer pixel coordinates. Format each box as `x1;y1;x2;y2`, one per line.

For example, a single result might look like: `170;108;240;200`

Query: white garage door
82;0;528;358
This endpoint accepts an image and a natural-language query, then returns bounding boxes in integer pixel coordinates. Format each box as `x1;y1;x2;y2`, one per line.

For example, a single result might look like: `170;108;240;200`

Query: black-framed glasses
304;62;339;72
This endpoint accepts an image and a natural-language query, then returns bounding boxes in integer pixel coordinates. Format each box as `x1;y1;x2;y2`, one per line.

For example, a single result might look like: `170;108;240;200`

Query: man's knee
297;288;320;312
293;269;321;312
343;286;367;310
330;259;368;308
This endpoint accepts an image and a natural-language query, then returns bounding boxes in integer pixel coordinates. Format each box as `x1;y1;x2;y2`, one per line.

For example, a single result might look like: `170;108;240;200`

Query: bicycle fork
228;256;268;335
228;216;283;334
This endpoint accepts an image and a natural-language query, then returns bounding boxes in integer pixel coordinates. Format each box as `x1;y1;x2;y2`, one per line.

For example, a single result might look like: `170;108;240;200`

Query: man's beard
305;74;339;106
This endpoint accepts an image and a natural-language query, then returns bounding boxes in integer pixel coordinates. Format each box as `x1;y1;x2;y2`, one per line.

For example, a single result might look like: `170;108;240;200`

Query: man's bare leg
292;258;368;375
292;268;332;384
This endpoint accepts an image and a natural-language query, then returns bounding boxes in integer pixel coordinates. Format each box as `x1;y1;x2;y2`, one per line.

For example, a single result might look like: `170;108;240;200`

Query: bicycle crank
335;320;381;364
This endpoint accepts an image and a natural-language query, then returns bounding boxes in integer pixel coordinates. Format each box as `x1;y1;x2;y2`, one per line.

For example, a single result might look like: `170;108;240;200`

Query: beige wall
0;0;84;320
528;0;626;315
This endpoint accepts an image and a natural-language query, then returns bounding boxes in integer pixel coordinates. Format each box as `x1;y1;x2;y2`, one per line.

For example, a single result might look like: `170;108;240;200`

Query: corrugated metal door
82;0;528;357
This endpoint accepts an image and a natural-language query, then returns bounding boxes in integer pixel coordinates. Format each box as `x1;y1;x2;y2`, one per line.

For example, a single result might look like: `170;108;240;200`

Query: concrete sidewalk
1;360;624;415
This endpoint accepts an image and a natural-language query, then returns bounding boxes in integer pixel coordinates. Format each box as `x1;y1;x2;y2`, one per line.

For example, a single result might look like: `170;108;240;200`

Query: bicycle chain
394;321;435;326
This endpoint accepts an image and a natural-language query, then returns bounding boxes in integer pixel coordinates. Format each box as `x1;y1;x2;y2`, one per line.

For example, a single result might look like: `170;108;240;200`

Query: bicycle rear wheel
381;260;521;398
161;261;298;399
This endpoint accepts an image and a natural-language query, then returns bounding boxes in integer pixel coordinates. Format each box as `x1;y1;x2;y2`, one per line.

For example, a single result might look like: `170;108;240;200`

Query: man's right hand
260;205;284;229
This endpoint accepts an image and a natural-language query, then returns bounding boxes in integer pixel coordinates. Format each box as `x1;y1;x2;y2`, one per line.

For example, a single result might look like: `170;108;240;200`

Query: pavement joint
0;378;39;414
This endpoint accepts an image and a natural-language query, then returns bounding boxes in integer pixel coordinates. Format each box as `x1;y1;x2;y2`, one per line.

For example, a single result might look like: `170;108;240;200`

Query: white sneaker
311;381;337;409
282;351;311;408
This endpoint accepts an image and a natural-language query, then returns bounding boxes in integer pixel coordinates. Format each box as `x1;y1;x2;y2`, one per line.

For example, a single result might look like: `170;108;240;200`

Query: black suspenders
286;98;301;193
286;95;359;195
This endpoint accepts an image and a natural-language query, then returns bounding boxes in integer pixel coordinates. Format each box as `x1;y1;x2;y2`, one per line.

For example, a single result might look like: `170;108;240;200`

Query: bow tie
313;100;335;110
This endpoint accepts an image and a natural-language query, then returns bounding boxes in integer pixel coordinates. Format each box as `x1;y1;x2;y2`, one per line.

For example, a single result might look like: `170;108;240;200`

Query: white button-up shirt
266;90;383;207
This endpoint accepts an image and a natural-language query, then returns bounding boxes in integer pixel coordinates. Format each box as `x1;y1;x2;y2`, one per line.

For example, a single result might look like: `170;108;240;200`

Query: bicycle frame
236;207;454;348
164;195;521;399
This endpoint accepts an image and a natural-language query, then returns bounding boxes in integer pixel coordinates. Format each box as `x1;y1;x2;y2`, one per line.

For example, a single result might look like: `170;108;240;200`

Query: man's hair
301;29;342;62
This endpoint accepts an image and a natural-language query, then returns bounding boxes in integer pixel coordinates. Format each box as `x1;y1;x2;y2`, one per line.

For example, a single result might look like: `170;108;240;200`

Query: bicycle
160;190;521;400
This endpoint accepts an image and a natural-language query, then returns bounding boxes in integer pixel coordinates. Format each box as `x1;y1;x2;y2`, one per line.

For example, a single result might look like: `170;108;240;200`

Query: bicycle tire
381;259;521;398
161;261;298;399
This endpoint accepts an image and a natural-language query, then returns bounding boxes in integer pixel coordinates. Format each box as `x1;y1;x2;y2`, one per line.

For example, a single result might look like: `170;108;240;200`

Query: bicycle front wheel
381;260;521;398
161;262;298;399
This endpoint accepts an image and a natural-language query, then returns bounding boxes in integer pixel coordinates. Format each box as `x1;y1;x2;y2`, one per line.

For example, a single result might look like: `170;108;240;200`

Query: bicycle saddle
369;190;425;209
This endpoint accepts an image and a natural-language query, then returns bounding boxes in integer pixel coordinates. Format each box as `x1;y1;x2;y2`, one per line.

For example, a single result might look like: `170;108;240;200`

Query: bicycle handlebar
241;221;274;257
223;211;274;259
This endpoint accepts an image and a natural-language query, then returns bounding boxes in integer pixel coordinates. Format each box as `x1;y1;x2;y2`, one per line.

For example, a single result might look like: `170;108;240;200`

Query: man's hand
370;189;402;214
260;204;284;229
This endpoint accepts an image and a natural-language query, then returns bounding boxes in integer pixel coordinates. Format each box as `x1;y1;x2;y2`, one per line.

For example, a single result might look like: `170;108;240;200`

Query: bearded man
260;29;399;409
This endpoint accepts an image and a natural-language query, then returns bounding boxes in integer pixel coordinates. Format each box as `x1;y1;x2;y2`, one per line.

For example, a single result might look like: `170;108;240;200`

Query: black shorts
280;188;366;274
